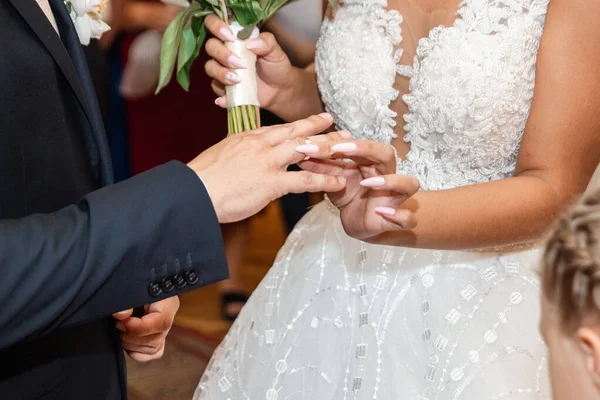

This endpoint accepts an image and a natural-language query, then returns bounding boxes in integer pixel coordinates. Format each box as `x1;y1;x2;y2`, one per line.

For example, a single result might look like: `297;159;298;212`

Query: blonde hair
542;188;600;331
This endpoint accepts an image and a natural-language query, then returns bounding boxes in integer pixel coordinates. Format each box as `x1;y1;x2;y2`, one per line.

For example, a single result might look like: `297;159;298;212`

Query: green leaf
175;23;196;90
156;5;209;94
228;1;265;26
328;0;335;6
237;24;255;40
176;18;207;90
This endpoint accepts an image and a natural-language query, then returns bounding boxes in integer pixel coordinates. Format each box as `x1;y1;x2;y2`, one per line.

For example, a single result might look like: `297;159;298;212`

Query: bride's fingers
205;38;248;71
297;158;350;175
306;130;352;142
275;131;354;167
205;14;236;42
205;59;241;86
215;96;226;108
375;207;418;231
360;174;420;197
295;140;397;172
211;80;226;98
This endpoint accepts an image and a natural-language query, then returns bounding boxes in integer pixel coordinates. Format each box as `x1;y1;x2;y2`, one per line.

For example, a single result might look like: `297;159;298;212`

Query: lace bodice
316;0;549;190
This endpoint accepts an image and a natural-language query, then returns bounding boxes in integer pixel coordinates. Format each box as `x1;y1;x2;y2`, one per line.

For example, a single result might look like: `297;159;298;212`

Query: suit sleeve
0;161;228;350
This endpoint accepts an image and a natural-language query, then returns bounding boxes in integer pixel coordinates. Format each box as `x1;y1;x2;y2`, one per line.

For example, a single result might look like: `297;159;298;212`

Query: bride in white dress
196;0;600;398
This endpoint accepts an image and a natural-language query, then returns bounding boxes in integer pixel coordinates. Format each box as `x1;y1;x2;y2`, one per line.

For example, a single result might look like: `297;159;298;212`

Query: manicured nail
331;142;357;153
228;55;247;69
318;112;333;121
375;207;396;216
339;130;352;139
337;176;347;185
219;27;236;42
225;72;241;83
246;38;265;49
296;144;319;154
360;177;385;187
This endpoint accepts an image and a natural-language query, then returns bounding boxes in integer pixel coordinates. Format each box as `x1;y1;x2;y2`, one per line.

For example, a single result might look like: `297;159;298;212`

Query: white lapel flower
64;0;111;46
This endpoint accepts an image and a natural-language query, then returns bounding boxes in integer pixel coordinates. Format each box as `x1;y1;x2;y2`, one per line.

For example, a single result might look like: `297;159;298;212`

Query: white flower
64;0;111;46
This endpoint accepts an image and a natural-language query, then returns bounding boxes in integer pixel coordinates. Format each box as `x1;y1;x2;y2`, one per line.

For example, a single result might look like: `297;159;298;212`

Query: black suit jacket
0;0;228;398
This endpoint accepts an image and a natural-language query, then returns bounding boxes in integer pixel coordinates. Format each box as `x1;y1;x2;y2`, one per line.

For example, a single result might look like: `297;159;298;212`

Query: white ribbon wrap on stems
226;22;260;109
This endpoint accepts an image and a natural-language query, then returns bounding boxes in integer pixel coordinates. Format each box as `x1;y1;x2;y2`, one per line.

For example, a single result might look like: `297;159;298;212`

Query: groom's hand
187;113;347;223
112;296;180;362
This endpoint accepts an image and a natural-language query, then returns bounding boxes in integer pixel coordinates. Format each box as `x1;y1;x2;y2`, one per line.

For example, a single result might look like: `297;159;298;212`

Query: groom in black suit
0;0;344;398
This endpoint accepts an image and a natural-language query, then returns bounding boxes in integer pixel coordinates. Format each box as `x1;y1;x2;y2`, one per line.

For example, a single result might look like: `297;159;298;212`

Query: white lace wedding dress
195;0;551;398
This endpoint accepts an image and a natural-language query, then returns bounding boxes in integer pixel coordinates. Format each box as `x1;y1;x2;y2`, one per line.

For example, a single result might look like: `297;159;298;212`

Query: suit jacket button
161;276;175;293
148;280;162;297
173;273;186;289
184;268;199;285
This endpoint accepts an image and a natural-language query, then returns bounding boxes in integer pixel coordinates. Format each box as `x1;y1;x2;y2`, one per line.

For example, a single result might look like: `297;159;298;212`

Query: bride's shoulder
540;0;600;46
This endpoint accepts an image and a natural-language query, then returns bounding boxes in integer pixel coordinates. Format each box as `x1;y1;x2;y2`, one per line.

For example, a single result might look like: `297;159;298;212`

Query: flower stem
227;105;260;136
218;0;228;23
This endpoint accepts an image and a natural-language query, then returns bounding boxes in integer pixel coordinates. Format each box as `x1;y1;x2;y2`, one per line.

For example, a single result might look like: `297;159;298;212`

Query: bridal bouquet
156;0;293;135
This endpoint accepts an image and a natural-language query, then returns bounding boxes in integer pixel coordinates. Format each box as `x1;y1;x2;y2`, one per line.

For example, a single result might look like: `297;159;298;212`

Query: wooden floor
127;201;289;398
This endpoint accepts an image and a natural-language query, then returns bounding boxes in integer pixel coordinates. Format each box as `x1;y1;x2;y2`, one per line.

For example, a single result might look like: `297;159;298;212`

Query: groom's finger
112;308;134;321
273;131;353;167
121;332;166;351
263;114;334;145
124;344;165;362
281;171;346;194
297;158;351;175
118;312;171;337
296;140;397;172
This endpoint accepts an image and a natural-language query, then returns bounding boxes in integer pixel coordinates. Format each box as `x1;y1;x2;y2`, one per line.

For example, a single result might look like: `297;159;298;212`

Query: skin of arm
263;18;317;68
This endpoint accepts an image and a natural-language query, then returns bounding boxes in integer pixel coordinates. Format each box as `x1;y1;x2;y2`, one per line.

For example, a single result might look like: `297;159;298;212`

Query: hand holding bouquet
157;0;295;135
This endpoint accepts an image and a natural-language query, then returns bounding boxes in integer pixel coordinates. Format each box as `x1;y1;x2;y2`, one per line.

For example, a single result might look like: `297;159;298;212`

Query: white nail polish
375;207;396;216
246;39;265;50
360;177;385;187
219;28;236;42
318;113;333;121
225;72;241;83
331;142;357;153
296;144;319;154
228;55;247;69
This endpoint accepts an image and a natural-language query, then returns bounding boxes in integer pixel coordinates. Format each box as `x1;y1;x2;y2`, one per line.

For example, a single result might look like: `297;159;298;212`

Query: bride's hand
204;15;297;111
296;138;420;241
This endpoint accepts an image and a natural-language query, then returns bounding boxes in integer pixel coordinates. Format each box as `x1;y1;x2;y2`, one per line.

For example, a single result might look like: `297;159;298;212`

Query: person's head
541;188;600;400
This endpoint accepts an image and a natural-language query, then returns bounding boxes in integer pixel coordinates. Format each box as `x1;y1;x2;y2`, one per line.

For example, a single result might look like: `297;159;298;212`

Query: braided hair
542;188;600;332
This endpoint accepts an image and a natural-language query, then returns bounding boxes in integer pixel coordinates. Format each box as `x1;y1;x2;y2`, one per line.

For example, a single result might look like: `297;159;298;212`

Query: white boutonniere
63;0;111;46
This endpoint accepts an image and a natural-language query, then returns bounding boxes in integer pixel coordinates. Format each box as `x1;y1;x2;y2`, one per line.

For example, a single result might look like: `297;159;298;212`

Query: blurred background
87;0;323;397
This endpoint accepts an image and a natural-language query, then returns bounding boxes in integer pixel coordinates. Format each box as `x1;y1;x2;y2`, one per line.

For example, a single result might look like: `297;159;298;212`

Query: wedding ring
294;138;311;146
389;144;399;160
